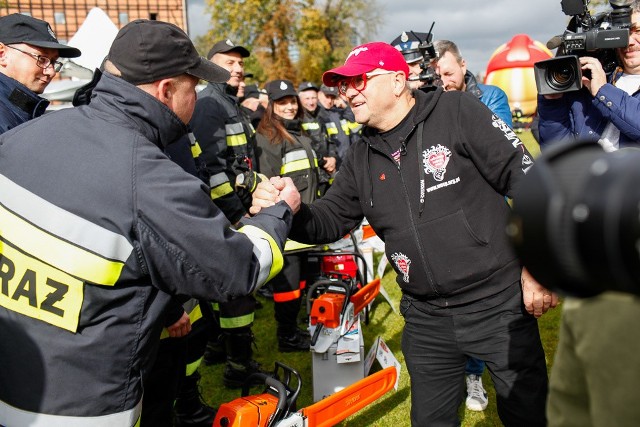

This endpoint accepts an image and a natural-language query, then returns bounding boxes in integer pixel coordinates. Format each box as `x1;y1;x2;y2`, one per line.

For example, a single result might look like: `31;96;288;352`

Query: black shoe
174;372;217;427
278;328;311;352
174;404;217;427
222;359;270;389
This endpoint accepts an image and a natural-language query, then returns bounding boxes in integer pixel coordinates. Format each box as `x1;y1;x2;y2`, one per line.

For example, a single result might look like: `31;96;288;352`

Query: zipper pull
400;140;407;156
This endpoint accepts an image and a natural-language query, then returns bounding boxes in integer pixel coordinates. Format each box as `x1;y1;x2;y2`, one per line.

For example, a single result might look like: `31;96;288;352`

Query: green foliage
197;0;383;86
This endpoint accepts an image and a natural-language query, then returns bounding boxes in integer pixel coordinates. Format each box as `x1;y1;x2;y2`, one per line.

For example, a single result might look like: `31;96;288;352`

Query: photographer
538;0;640;150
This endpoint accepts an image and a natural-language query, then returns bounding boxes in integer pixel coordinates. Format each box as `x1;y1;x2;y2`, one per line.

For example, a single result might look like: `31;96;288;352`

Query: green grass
201;131;561;426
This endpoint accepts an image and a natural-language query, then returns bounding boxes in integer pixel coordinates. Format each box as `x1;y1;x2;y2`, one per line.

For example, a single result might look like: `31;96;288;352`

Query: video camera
534;0;633;95
412;24;441;90
508;140;640;298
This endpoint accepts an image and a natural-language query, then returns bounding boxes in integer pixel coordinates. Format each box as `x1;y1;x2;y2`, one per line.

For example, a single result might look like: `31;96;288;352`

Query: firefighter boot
174;371;217;427
222;329;269;389
202;333;226;366
277;324;311;352
275;299;310;352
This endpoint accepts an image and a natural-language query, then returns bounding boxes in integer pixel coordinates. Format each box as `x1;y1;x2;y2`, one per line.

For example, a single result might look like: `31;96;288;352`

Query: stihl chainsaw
307;278;381;353
212;361;397;427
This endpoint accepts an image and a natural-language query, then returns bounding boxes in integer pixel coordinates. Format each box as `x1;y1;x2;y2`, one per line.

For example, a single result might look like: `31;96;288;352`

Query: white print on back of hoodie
391;252;411;283
491;114;534;173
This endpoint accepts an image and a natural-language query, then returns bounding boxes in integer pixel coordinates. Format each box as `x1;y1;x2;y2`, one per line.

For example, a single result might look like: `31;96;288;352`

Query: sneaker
465;374;488;411
278;328;311;352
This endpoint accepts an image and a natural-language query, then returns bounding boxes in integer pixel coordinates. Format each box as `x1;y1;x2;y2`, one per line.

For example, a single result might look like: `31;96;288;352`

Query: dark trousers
400;289;548;427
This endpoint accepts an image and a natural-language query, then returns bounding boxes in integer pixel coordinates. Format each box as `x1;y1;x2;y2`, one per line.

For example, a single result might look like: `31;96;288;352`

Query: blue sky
186;0;572;76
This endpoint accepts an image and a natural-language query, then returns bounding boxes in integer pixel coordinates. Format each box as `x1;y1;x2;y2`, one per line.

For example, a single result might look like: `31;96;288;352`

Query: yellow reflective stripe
281;158;311;175
190;142;202;158
1;242;84;332
325;122;338;135
189;303;203;324
302;122;320;131
209;173;234;200
225;123;247;147
226;133;247;147
188;132;202;158
348;122;363;133
235;225;283;286
0;175;132;285
0;396;142;427
284;239;316;252
0;205;125;286
185;356;204;377
210;183;234;199
219;312;254;329
340;119;350;135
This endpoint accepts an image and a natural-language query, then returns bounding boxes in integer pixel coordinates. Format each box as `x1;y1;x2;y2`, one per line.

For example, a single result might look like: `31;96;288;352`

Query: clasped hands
250;177;301;215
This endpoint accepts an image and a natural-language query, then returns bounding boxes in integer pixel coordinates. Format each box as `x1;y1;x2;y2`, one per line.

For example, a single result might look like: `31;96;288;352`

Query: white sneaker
465;374;488;411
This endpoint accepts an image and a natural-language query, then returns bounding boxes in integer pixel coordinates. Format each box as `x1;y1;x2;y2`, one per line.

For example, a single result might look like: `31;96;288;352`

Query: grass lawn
200;130;561;426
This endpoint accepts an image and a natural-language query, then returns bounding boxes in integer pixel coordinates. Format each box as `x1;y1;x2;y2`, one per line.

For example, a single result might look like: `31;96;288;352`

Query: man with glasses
252;41;556;426
0;13;80;134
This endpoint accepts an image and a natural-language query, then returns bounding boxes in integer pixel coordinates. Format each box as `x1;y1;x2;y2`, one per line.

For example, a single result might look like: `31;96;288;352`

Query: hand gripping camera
534;0;633;95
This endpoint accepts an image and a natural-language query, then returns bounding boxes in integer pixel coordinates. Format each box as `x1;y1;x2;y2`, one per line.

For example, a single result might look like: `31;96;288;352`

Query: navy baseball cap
265;79;297;101
0;13;81;58
108;20;230;85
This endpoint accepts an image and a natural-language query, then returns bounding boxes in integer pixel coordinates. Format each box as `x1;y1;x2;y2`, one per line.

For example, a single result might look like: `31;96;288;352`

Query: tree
197;0;381;86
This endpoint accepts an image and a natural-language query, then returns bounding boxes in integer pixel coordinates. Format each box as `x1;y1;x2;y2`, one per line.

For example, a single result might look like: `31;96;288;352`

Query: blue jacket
537;68;640;148
465;71;513;127
0;72;49;135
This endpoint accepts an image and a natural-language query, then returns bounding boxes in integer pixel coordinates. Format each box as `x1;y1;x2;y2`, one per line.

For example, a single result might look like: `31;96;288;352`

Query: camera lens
547;65;576;91
509;141;640;297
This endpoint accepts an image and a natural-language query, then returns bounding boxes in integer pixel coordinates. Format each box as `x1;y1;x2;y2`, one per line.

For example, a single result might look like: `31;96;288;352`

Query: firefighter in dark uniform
297;81;337;195
0;19;296;426
188;39;267;388
255;79;320;351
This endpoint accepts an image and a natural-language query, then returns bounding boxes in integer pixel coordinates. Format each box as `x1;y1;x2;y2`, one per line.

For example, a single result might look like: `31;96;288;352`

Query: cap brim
322;63;375;86
209;45;250;59
187;58;231;83
27;40;81;58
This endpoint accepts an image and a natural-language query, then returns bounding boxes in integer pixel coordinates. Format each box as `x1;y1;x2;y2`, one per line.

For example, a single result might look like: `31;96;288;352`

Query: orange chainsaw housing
212;393;280;427
309;293;346;329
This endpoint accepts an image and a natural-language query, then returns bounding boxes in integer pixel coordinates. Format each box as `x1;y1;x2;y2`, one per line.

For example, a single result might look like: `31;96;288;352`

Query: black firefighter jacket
290;88;533;308
0;72;290;424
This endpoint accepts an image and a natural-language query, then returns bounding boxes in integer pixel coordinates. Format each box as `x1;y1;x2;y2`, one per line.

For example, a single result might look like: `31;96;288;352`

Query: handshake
250;177;301;215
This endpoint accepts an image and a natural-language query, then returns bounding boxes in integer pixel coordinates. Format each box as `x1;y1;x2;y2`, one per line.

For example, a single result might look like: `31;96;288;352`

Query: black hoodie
290;88;533;308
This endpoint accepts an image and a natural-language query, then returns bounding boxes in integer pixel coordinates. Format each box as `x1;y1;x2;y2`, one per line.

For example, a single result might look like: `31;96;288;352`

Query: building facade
1;0;187;43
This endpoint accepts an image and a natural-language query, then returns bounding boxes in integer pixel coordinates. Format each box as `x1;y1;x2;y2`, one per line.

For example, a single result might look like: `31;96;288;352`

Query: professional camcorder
508;140;640;298
534;0;633;95
405;25;441;90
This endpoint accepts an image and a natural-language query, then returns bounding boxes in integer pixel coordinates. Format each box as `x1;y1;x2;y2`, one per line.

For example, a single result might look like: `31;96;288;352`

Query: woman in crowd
256;79;320;352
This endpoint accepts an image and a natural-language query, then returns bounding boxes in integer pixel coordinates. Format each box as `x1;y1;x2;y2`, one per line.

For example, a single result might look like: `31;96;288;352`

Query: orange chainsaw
307;278;381;353
212;361;397;427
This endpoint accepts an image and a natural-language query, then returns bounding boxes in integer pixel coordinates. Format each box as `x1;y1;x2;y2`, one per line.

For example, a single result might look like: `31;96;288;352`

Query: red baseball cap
322;42;410;86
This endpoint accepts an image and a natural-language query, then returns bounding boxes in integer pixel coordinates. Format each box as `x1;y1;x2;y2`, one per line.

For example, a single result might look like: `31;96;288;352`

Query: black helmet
390;31;430;64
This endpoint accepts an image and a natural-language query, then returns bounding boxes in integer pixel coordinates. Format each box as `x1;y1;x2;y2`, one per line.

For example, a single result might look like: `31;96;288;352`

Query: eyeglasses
337;70;397;95
5;45;64;72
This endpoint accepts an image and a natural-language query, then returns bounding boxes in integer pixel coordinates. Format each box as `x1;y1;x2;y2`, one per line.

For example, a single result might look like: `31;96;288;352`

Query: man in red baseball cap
254;41;556;426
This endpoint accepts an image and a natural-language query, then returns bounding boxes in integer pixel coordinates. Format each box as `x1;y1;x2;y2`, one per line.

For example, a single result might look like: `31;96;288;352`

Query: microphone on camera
546;35;563;50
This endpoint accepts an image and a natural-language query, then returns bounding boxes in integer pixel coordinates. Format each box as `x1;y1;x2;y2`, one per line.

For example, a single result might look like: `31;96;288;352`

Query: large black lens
509;141;640;297
547;64;577;91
